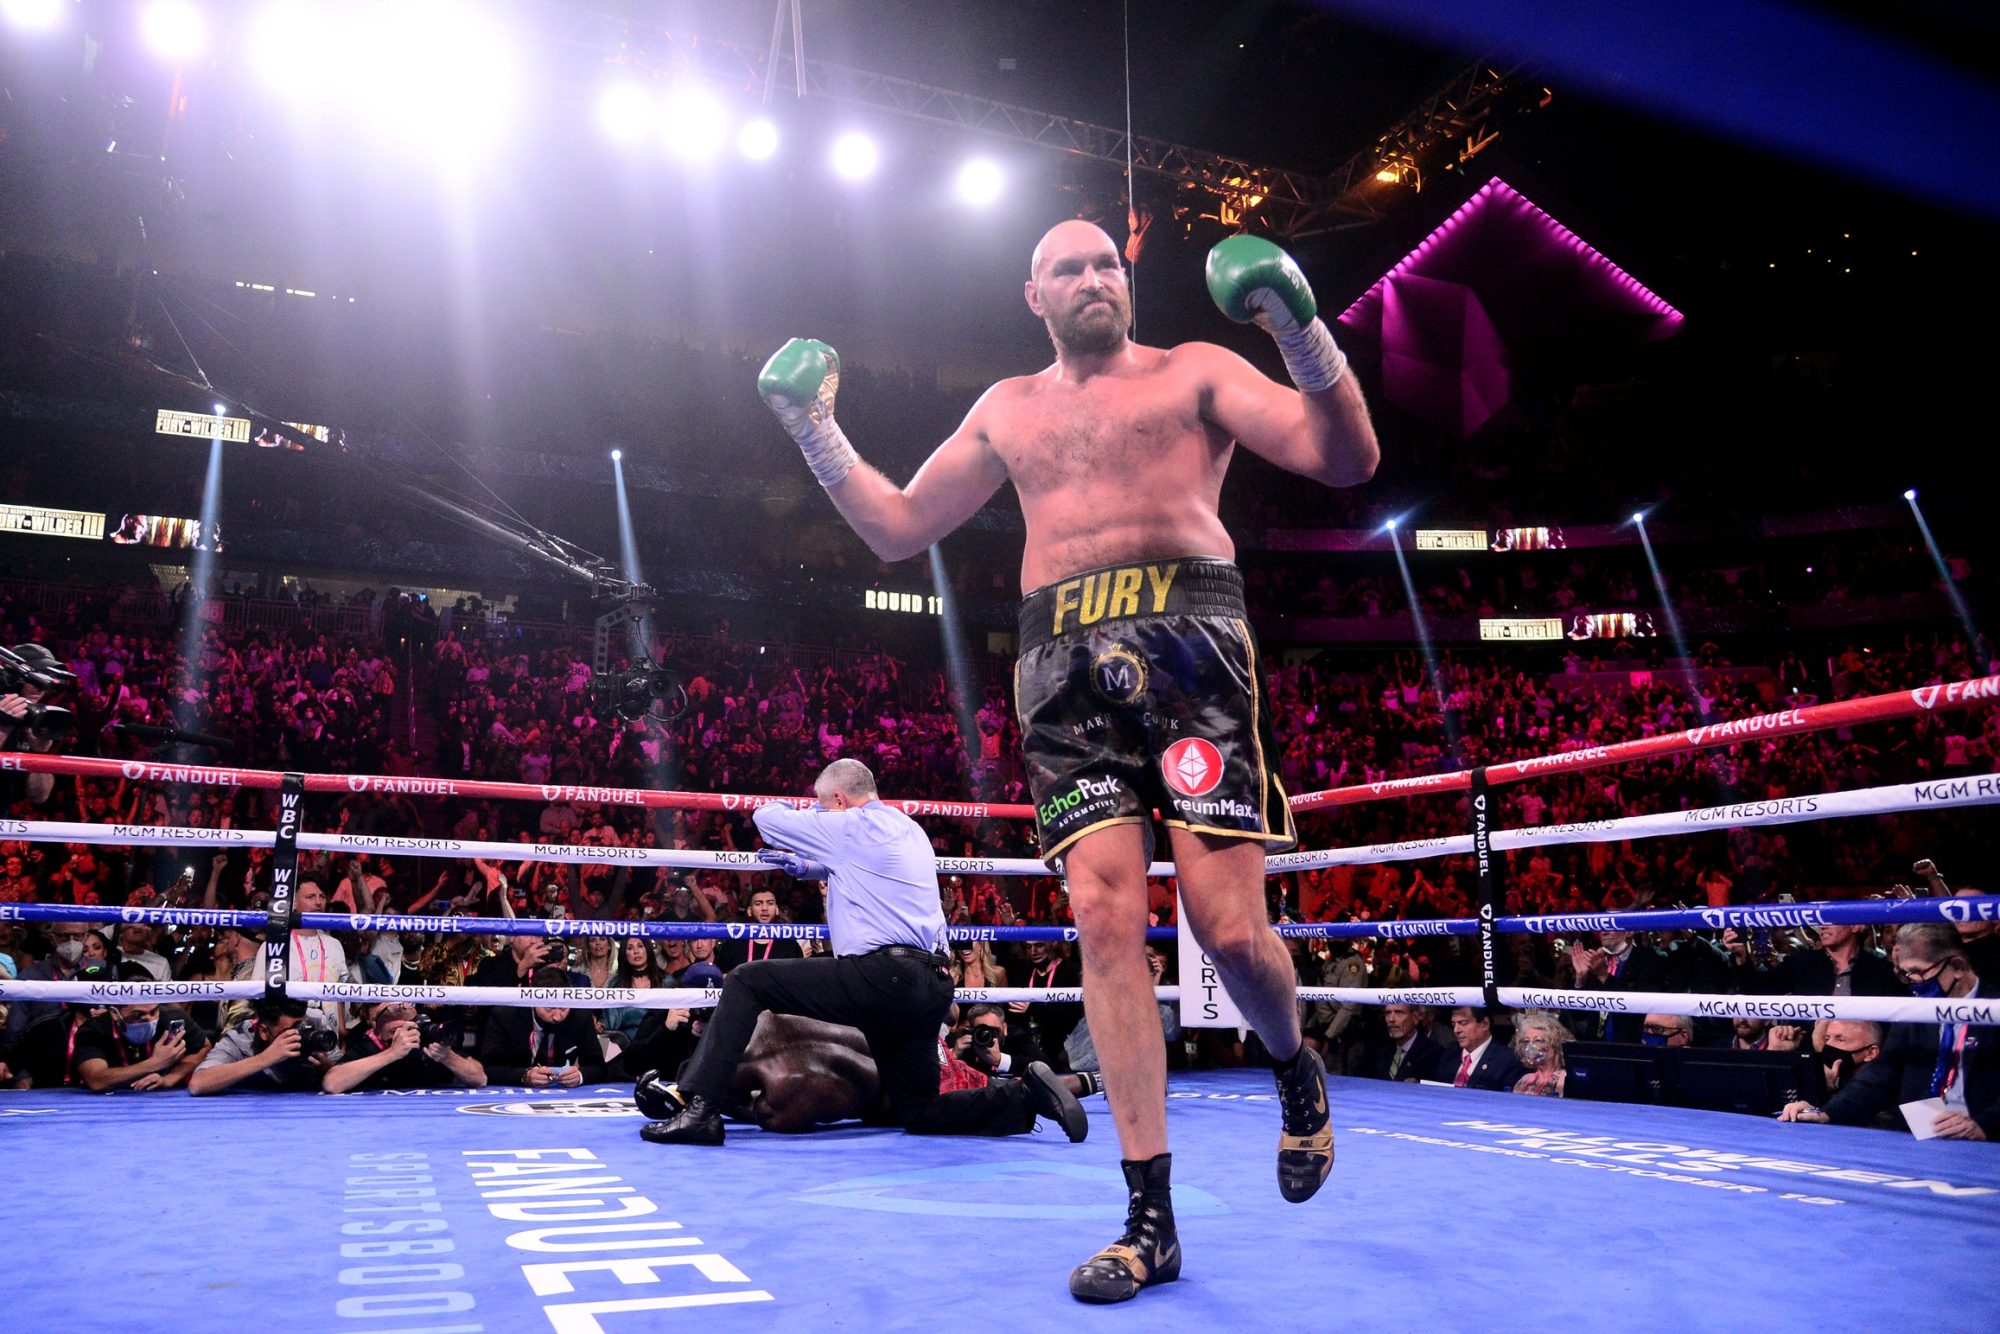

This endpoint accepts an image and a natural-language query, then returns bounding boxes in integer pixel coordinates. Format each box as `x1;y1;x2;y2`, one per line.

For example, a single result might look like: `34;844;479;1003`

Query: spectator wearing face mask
1637;1013;1694;1049
70;982;212;1092
1511;1011;1574;1096
1777;1020;1887;1124
4;921;92;1041
1783;926;1996;1140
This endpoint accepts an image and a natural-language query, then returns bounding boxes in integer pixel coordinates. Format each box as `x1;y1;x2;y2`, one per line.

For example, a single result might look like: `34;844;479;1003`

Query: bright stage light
830;131;879;181
1384;517;1400;532
2;0;65;32
249;2;337;94
141;0;207;61
597;83;653;146
660;86;728;162
1903;488;1918;501
955;158;1004;207
345;2;521;158
611;449;623;462
738;117;779;161
212;402;227;414
1631;511;1646;524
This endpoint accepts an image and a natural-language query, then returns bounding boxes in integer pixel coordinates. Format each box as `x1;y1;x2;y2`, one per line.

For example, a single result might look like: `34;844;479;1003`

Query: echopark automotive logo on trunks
1161;738;1223;798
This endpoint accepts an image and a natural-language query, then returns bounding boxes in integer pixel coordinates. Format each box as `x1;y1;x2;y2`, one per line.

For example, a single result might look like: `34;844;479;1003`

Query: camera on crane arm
0;643;78;743
591;660;690;724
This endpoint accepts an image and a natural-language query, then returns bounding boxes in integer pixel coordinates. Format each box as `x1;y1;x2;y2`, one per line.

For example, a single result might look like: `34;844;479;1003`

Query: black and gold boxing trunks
1014;557;1297;868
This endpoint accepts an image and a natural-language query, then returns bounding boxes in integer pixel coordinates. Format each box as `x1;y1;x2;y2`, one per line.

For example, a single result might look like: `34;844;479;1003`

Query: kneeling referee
641;758;1084;1145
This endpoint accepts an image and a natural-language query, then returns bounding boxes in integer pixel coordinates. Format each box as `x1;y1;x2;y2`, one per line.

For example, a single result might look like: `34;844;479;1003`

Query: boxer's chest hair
1000;377;1207;497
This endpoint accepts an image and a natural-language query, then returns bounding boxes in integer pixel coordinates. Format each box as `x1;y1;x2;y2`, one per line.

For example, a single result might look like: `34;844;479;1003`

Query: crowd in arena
1;564;1995;1135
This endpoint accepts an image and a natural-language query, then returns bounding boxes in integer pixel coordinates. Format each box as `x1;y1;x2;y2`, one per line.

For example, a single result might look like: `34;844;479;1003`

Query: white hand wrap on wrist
1274;317;1348;394
794;417;860;488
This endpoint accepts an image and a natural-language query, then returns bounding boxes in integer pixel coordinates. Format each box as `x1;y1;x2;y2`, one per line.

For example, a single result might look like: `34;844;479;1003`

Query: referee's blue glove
757;849;829;880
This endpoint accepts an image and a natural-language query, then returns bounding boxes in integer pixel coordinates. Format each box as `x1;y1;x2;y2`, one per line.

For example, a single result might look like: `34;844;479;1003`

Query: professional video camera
590;657;689;723
0;643;77;742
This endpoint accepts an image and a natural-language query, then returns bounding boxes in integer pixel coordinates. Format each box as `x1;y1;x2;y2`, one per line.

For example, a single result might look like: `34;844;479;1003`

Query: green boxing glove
1205;235;1348;394
758;337;860;488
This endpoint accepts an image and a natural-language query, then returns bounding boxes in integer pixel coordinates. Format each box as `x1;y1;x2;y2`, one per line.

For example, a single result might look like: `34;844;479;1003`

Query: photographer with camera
952;1003;1050;1078
323;1001;486;1094
188;996;341;1096
0;643;78;808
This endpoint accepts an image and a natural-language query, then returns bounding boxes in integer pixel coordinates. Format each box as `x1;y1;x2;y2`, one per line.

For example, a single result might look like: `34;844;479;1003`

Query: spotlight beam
927;546;988;798
1633;518;1707;719
176;432;226;721
1387;525;1461;765
1905;491;1982;649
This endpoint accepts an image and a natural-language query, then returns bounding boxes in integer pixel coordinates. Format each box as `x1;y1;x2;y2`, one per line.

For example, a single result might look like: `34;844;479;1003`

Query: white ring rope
7;775;1997;881
5;978;1992;1025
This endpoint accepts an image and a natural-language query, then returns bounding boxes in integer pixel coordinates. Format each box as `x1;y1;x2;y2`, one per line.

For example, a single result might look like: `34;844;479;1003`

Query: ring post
261;772;306;1002
1470;767;1502;1011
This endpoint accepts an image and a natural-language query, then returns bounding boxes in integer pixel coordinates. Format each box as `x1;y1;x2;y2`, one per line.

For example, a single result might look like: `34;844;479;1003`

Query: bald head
1026;220;1131;357
1030;220;1120;282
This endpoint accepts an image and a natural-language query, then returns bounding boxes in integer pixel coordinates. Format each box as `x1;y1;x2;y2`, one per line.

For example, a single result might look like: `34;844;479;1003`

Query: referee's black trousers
676;947;1035;1137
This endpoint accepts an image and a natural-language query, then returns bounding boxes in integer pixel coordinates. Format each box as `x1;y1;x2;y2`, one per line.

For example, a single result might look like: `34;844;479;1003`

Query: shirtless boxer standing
758;221;1378;1302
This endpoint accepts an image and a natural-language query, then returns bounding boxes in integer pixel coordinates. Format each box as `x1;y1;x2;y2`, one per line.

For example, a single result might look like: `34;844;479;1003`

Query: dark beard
1048;297;1129;356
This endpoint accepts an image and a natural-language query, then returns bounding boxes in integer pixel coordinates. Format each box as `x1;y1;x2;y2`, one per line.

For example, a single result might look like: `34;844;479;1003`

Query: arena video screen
109;514;223;552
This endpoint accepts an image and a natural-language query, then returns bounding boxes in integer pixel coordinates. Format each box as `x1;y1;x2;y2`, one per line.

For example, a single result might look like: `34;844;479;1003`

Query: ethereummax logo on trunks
1162;739;1224;798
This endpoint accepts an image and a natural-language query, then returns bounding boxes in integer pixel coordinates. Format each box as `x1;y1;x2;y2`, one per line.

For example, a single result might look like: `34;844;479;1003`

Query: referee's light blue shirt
752;801;948;957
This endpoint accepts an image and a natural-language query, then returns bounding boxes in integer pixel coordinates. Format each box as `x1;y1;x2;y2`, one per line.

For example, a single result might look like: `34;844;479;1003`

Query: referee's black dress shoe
1023;1061;1089;1142
640;1094;725;1146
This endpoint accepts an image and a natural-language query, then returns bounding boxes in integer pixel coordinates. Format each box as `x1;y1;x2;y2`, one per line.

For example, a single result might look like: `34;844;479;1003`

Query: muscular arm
1188;342;1378;488
823;396;1011;563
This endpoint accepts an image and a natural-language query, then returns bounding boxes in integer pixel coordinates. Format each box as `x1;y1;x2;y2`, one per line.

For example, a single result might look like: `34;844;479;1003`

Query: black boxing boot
1067;1154;1180;1303
640;1094;725;1146
633;1070;686;1121
1273;1044;1333;1202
